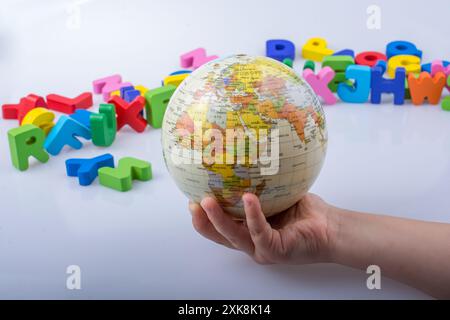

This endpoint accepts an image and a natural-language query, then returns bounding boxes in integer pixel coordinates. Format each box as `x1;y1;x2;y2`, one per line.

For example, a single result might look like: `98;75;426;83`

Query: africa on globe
162;54;327;219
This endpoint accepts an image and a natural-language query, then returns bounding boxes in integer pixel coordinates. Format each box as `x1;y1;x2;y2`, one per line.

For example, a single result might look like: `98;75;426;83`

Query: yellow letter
21;107;55;135
301;37;334;62
388;55;421;78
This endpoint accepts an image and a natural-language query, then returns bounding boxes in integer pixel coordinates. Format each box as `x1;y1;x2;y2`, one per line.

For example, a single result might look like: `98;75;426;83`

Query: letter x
303;67;337;105
108;95;147;132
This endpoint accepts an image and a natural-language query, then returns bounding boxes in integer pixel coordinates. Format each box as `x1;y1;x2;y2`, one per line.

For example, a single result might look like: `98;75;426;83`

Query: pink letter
180;48;218;70
303;67;337;105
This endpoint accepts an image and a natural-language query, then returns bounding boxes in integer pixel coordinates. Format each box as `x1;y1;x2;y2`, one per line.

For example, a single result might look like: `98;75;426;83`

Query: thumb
243;193;273;249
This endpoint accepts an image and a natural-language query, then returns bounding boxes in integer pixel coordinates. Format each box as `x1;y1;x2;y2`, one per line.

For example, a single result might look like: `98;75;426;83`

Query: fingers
189;202;235;249
200;197;254;254
243;193;273;249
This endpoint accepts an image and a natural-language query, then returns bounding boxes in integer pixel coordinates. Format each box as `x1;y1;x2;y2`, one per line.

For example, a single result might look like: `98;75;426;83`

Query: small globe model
162;54;327;219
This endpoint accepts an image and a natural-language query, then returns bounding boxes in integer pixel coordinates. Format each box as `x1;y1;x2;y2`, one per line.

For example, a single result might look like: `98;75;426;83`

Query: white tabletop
0;0;448;299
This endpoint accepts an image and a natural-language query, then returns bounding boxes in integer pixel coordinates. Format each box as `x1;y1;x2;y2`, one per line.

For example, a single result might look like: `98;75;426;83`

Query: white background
0;0;449;299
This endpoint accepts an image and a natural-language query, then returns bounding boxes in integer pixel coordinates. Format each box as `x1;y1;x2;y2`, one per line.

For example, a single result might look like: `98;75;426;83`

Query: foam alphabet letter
69;109;93;129
333;49;355;58
134;85;149;95
163;73;190;88
90;104;117;147
144;85;176;128
301;37;334;62
283;58;293;68
119;86;141;102
442;75;450;111
111;85;149;98
371;64;406;105
124;90;141;103
355;51;387;67
443;96;450;111
66;153;115;186
180;48;218;70
303;60;315;72
46;92;93;114
303;67;337;105
8;124;49;171
92;74;132;102
422;60;450;73
2;94;47;123
386;40;422;59
44;116;91;155
430;60;450;91
387;55;421;78
337;65;372;103
408;72;446;106
21;107;55;135
98;157;152;192
108;95;147;132
120;86;135;98
169;70;192;76
266;39;296;62
322;55;355;92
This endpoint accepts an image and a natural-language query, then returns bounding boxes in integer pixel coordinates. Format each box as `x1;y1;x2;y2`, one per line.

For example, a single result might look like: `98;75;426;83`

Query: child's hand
190;192;450;298
189;193;335;265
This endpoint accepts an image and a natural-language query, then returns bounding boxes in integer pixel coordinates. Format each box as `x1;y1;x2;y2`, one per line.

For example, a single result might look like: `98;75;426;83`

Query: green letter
8;124;49;171
144;85;176;129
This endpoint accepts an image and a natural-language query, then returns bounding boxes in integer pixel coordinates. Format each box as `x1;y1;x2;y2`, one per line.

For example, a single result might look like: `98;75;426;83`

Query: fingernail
243;194;251;206
200;198;211;212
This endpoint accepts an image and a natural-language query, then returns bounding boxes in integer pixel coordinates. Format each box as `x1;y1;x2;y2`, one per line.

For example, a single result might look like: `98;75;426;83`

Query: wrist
323;204;346;264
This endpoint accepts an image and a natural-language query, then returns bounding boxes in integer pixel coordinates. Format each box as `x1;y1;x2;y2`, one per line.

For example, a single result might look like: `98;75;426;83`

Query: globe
162;54;328;219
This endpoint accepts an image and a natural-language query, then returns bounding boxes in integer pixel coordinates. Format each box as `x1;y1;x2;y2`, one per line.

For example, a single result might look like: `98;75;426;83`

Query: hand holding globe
189;192;333;264
162;54;327;219
162;55;450;299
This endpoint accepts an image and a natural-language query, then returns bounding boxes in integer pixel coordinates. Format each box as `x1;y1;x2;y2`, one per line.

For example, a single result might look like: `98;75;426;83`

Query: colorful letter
430;60;450;91
408;72;446;106
322;55;355;92
8;124;49;171
66;153;114;186
333;49;355;58
46;92;93;114
44;116;91;155
69;109;93;129
442;76;450;111
163;73;190;87
144;85;176;128
21;107;55;135
266;39;296;62
303;67;337;105
98;157;152;192
108;95;147;132
301;37;334;62
90;104;117;147
386;40;422;59
180;48;218;70
337;65;372;103
387;55;421;78
355;51;387;67
2;94;47;123
303;60;315;72
422;60;450;73
92;74;132;102
371;64;406;105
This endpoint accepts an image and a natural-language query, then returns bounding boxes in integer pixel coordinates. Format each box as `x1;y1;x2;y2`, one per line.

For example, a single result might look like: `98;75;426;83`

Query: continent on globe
162;54;328;219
